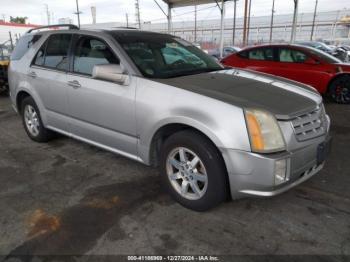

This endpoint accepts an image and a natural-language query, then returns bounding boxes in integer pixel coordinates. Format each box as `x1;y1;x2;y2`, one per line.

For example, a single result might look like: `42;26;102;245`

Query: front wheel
160;130;228;211
329;75;350;104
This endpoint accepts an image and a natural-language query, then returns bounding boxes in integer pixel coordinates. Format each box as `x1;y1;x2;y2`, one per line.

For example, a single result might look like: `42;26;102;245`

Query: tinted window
279;48;307;63
11;34;42;61
238;51;248;58
44;34;72;70
73;36;119;75
248;48;274;61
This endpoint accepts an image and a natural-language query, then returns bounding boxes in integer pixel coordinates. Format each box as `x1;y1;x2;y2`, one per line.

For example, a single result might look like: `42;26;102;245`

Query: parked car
339;45;350;59
9;25;331;211
0;52;9;95
297;41;348;62
221;44;350;104
208;46;241;59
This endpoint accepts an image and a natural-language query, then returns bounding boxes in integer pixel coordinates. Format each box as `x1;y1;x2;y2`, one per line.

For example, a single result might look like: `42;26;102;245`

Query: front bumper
222;134;331;199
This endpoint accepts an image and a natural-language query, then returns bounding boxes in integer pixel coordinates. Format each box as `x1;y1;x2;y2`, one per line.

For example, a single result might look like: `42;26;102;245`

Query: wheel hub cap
166;147;208;200
24;105;40;137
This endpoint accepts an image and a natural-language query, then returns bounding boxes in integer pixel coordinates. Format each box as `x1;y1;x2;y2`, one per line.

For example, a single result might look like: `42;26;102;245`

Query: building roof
162;0;231;8
0;21;38;28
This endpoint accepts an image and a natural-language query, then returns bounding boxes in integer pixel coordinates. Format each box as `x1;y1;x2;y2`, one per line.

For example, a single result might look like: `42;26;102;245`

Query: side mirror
92;64;129;85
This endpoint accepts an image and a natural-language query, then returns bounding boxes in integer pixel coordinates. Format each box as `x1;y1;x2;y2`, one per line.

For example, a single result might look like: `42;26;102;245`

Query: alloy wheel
166;147;208;200
24;105;40;137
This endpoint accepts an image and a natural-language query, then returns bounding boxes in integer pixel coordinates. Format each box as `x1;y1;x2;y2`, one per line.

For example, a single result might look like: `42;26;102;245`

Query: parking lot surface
0;95;349;258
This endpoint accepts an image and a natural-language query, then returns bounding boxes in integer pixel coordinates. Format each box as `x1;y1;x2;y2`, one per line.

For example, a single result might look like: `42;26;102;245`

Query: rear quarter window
10;34;42;61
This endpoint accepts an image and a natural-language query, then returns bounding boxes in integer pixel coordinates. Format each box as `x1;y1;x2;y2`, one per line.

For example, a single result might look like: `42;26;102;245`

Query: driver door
66;34;137;157
273;47;326;88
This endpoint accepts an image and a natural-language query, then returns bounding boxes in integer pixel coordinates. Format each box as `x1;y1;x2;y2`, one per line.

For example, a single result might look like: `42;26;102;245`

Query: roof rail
27;24;79;33
112;26;138;30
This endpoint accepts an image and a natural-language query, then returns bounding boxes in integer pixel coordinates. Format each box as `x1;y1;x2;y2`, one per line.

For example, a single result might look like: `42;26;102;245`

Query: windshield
304;46;341;64
113;33;223;78
315;42;333;52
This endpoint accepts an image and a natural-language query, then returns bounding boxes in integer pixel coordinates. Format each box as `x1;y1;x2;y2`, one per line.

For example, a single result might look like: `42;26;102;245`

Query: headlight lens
245;109;286;153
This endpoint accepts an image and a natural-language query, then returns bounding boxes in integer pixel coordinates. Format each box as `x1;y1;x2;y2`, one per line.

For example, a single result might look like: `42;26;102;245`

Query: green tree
10;16;28;24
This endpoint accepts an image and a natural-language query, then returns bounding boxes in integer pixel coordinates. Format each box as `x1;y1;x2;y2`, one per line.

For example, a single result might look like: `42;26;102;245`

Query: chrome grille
292;106;326;141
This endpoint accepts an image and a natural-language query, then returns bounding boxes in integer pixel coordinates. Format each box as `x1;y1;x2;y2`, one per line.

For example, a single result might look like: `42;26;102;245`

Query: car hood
154;69;322;120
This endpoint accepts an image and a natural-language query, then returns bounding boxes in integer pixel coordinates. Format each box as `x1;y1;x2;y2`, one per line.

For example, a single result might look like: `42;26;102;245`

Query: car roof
26;26;172;39
239;43;309;51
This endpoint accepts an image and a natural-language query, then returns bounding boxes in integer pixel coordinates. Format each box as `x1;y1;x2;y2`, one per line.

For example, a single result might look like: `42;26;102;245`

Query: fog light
275;159;287;185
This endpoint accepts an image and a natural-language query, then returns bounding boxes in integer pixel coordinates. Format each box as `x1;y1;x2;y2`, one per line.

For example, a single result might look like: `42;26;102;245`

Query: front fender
138;116;224;165
136;78;251;165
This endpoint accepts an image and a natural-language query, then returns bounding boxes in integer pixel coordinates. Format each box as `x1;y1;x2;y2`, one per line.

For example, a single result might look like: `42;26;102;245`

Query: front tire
160;130;228;211
328;75;350;104
21;96;53;142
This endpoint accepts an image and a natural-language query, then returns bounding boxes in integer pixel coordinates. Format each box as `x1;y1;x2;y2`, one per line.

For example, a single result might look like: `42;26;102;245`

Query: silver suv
9;25;331;211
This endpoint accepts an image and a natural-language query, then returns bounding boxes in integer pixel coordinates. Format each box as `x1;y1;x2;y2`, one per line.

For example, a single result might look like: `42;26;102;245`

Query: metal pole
243;0;249;46
233;0;238;45
332;10;340;41
290;0;299;43
247;0;252;44
75;0;81;28
194;5;197;43
126;13;129;27
45;4;50;25
8;31;13;50
168;5;172;34
310;0;318;40
269;0;275;43
219;0;225;58
135;0;141;29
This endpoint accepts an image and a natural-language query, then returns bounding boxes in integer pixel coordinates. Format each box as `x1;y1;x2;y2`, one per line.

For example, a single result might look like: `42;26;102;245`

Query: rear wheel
329;75;350;104
160;130;228;211
21;96;53;142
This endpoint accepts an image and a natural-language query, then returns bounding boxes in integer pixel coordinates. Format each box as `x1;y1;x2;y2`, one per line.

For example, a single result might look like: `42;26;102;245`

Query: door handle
28;71;37;78
67;80;81;89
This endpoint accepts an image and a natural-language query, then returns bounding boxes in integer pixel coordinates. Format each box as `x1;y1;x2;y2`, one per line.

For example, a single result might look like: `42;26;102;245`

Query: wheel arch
327;73;350;94
14;86;48;125
147;122;231;197
146;121;225;168
16;90;31;112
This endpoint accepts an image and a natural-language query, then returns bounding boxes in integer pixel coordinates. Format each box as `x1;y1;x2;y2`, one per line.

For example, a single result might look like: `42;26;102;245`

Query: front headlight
244;109;286;153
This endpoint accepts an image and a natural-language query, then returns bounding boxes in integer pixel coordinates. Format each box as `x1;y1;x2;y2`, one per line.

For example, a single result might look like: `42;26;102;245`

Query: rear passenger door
29;33;72;131
66;34;137;156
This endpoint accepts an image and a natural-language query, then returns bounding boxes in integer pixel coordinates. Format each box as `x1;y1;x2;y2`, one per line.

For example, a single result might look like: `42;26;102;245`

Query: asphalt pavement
0;94;349;260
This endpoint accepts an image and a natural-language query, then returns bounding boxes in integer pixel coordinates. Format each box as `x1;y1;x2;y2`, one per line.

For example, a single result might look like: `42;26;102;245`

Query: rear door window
43;34;72;70
10;34;42;61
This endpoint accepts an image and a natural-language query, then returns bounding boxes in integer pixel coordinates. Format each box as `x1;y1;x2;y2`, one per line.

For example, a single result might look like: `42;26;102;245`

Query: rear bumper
222;134;331;199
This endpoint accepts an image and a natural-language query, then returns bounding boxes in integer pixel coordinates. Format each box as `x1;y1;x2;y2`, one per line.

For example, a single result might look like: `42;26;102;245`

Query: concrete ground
0;94;349;259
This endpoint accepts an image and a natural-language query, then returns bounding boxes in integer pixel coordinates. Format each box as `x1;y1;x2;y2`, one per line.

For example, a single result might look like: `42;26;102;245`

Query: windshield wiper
167;68;222;78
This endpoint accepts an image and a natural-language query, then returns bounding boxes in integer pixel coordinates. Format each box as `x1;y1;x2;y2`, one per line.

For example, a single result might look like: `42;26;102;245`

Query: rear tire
328;75;350;104
21;96;53;142
160;130;228;211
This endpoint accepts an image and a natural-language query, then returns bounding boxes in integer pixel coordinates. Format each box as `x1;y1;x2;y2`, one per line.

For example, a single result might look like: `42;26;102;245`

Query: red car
221;44;350;104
